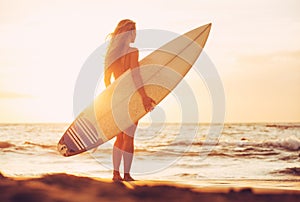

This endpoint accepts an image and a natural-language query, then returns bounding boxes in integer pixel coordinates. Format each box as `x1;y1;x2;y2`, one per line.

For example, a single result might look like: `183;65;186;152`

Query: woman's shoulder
128;47;139;54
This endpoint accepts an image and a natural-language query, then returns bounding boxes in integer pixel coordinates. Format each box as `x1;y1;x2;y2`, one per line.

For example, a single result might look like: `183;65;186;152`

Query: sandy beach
0;172;299;202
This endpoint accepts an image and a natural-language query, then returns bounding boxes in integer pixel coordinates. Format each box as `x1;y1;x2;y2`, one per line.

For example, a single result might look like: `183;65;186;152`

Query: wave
174;173;199;178
266;124;300;129
0;141;56;153
271;167;300;176
207;149;280;158
260;137;300;151
213;137;300;151
24;141;54;149
219;136;298;151
147;136;300;151
279;155;299;161
0;141;15;149
130;136;300;160
206;151;234;157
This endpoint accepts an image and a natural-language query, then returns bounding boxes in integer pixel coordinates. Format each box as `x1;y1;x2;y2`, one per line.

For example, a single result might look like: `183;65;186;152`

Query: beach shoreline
1;172;299;202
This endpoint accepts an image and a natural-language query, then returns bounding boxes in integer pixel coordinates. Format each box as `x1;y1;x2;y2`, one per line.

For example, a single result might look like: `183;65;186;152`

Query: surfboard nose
208;23;212;29
207;23;212;29
57;142;68;156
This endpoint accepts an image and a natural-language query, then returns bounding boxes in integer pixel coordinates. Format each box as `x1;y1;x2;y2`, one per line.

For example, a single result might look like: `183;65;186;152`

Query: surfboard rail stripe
69;127;87;149
76;119;96;144
78;118;99;143
66;131;82;150
68;129;85;149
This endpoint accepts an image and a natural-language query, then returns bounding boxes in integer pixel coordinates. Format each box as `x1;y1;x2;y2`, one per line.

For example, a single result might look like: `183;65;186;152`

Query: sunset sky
0;0;299;123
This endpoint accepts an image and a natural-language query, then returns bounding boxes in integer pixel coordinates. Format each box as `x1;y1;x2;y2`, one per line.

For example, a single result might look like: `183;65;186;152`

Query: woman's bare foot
123;173;135;181
112;170;123;181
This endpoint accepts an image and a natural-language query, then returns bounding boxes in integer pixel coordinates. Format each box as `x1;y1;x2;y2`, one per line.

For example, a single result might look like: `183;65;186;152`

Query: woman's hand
142;96;156;112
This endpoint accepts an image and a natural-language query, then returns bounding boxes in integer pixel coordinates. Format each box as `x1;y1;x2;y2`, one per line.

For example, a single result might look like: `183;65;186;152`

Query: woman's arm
129;48;156;112
129;48;147;97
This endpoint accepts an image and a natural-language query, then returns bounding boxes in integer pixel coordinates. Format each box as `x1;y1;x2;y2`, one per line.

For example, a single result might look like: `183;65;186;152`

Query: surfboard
58;23;212;157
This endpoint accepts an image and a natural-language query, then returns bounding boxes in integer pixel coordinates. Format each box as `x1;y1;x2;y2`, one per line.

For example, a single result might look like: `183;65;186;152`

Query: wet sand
0;172;299;202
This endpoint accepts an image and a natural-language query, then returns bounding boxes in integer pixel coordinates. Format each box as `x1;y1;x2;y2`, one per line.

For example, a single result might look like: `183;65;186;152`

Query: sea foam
264;136;300;151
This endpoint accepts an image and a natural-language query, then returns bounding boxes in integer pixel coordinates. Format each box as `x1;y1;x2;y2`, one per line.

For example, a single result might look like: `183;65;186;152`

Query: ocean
1;123;300;184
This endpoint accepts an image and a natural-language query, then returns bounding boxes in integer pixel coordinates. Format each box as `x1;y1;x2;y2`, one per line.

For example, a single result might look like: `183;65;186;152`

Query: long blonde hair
105;19;136;69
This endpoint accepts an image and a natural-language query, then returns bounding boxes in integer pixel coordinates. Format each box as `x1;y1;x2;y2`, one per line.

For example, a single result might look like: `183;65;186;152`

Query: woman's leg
112;133;123;181
122;122;137;181
122;133;134;172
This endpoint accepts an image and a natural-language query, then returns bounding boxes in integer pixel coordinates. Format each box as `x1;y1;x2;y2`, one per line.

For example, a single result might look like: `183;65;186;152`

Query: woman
104;19;155;181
